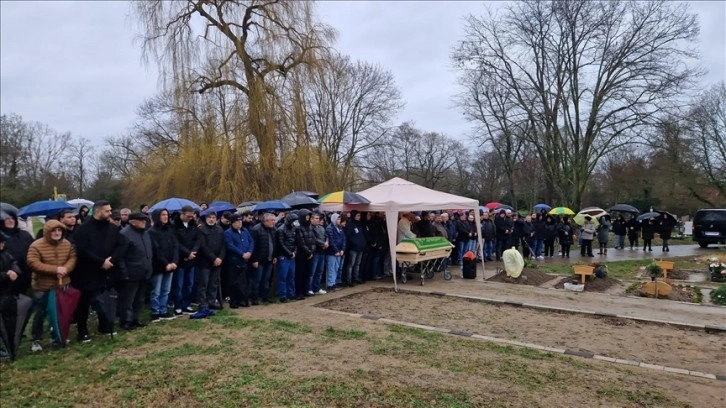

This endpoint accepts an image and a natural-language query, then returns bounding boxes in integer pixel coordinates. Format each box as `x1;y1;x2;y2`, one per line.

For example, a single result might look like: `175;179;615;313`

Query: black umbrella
295;191;320;200
609;204;640;214
0;294;33;360
281;192;319;209
637;211;660;222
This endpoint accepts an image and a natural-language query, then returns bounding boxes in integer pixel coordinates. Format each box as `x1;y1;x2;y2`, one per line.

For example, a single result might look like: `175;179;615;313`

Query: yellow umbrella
317;191;371;205
548;207;575;215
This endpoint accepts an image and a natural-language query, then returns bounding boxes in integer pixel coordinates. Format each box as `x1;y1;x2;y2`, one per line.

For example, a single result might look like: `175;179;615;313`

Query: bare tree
686;82;726;198
304;52;403;188
65;137;95;197
453;0;701;208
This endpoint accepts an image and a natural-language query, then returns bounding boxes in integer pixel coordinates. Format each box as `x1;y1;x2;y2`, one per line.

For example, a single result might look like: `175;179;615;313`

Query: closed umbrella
0;294;33;360
317;191;371;205
18;200;76;218
533;203;552;212
149;198;200;213
608;204;640;214
46;278;81;347
252;200;292;212
549;207;575;215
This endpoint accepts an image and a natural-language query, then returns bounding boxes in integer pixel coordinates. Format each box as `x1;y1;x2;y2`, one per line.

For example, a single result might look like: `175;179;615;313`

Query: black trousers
73;289;112;336
228;263;250;306
580;239;593;256
295;256;311;297
117;280;146;325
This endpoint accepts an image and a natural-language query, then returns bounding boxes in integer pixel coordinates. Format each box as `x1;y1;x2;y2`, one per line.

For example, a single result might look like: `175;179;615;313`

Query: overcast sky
1;1;724;146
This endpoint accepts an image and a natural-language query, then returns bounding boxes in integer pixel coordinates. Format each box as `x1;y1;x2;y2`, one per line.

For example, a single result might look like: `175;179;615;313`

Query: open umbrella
578;207;607;217
494;204;514;212
549;207;575;215
149;198;200;213
479;206;489;213
637;211;660;222
485;202;502;210
281;192;319;209
252;200;291;212
236;201;260;213
317;191;371;205
0;202;19;216
293;191;319;200
0;294;33;360
208;200;236;214
46;278;81;347
68;198;94;209
608;203;640;214
574;213;600;227
18;200;75;218
534;203;552;212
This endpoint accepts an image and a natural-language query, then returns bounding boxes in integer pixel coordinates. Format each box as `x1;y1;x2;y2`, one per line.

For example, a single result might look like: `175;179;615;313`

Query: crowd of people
0;200;676;358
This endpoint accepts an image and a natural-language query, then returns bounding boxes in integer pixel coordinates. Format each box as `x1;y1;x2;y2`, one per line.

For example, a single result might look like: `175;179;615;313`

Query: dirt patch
316;288;725;375
667;269;690;280
626;282;702;303
552;276;622;292
486;268;556;286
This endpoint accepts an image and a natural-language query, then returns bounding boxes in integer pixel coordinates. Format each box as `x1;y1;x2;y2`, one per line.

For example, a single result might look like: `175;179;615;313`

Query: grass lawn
0;309;712;407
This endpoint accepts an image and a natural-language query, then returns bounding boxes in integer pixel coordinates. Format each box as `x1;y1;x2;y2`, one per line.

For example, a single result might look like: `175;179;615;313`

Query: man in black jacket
249;213;277;304
295;209;316;298
0;209;34;296
172;206;200;315
197;210;226;310
72;200;124;342
276;213;298;302
118;213;153;330
149;209;179;321
494;210;513;261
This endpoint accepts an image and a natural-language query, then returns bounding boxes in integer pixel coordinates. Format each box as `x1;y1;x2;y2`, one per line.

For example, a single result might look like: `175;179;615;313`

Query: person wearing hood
72;200;124;342
558;217;575;258
612;215;627;250
343;210;366;286
118;213;153;330
148;208;180;321
197;209;226;311
579;216;596;257
35;209;78;244
26;220;76;351
225;213;254;308
172;205;200;315
295;209;316;298
326;213;346;291
597;215;612;255
249;213;277;304
77;205;90;224
0;208;34;295
275;213;298;302
543;215;558;257
641;218;655;252
0;231;22;358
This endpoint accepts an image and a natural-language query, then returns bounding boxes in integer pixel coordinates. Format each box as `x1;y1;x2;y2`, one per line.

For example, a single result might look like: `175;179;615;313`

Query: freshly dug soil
627;282;701;303
486;268;556;286
552;276;621;292
667;269;690;280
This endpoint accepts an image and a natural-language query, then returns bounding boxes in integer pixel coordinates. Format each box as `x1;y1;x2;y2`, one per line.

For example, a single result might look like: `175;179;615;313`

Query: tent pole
386;210;399;292
474;209;484;278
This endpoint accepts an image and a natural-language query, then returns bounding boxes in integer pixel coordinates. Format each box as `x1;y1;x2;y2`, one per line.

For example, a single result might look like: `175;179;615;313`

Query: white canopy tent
330;178;483;291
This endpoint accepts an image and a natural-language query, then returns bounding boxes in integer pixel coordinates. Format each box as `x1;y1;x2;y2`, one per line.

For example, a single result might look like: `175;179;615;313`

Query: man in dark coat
343;211;366;286
494;210;513;261
225;213;254;308
148;209;179;321
295;209;316;298
0;209;34;295
118;213;153;330
71;200;124;341
197;210;226;310
249;213;277;304
172;206;200;315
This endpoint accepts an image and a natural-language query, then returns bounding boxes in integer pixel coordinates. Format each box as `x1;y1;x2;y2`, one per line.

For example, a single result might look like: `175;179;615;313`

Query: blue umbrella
209;201;236;212
534;203;552;212
18;200;75;218
149;198;200;213
252;200;291;212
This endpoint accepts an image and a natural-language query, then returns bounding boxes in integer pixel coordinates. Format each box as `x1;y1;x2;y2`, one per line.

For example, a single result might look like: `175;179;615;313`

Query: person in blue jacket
224;214;253;308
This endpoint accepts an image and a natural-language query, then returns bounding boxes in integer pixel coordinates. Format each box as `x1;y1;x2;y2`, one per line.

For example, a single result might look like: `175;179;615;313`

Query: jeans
277;257;296;300
457;241;467;265
344;250;363;283
483;240;495;260
196;266;221;308
368;251;383;279
150;273;173;315
533;239;544;257
251;262;273;302
172;266;195;310
615;235;625;249
326;255;342;288
309;253;326;293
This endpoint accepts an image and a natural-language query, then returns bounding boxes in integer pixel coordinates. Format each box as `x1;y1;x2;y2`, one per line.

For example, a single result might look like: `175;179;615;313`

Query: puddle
685;272;707;283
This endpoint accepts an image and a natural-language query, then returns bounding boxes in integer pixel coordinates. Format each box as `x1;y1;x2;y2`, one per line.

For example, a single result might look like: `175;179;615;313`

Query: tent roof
358;177;478;212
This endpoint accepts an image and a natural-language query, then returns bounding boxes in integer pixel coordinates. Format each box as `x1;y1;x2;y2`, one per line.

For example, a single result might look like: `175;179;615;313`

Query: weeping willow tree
130;0;337;200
